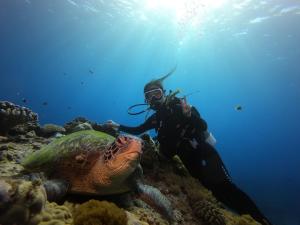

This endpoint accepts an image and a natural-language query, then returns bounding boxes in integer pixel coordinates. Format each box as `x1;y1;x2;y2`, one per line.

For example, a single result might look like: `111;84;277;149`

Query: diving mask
144;88;163;103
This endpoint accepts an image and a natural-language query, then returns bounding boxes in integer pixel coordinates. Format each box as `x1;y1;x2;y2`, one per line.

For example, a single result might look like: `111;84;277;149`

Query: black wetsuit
119;97;272;225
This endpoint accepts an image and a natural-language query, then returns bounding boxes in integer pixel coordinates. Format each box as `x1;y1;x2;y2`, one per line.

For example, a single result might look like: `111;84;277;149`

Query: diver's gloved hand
103;120;120;131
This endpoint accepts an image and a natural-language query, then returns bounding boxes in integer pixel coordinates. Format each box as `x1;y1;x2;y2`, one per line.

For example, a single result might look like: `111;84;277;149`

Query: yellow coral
28;202;72;225
0;179;47;225
73;200;128;225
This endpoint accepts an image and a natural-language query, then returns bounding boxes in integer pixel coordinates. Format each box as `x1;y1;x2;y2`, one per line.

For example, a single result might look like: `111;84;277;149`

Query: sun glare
145;0;227;13
144;0;227;26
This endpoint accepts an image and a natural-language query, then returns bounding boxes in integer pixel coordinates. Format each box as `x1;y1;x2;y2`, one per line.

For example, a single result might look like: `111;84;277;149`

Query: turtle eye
116;137;123;145
116;136;131;146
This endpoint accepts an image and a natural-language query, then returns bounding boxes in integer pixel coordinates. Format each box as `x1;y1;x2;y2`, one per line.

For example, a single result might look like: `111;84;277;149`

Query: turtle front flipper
43;179;69;202
135;182;174;223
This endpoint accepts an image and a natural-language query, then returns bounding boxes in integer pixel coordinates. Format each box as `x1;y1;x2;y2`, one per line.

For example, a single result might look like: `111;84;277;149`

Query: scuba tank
204;131;217;147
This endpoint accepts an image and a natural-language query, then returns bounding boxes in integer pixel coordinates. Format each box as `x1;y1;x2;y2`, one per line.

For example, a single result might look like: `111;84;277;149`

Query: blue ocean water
0;0;299;224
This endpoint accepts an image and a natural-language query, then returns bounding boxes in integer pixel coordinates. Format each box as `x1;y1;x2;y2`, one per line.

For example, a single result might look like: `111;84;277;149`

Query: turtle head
103;135;143;179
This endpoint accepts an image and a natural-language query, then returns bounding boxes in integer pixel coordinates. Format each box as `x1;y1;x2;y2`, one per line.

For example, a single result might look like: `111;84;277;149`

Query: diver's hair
144;66;177;92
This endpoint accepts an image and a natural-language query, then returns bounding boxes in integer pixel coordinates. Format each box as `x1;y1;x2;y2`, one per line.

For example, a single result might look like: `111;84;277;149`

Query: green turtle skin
22;130;114;174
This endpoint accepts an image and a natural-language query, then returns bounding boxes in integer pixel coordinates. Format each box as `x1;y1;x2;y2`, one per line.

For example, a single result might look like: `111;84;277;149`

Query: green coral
21;130;114;172
73;200;128;225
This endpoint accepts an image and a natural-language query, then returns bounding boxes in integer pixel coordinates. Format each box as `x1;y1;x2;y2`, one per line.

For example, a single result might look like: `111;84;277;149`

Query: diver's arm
119;114;156;135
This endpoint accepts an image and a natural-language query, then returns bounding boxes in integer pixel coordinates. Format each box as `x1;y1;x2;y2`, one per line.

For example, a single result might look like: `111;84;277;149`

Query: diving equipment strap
127;103;150;115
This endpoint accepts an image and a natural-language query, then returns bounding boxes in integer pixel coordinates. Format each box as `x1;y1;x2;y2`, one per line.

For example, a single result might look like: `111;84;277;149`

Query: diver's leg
178;141;273;225
43;179;69;202
199;143;273;225
211;180;273;225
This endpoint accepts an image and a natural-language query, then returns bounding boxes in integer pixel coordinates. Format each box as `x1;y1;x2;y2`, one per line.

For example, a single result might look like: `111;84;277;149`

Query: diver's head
144;83;166;110
143;66;177;110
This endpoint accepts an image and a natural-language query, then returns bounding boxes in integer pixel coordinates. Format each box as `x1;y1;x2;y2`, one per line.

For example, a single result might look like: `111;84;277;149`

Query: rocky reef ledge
0;101;261;225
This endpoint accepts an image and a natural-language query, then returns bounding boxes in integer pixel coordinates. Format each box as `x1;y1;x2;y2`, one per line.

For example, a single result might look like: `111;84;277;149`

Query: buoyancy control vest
154;96;208;156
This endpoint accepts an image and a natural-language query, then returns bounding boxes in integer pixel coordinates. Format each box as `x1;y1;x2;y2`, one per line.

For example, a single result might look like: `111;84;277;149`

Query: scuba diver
105;68;273;225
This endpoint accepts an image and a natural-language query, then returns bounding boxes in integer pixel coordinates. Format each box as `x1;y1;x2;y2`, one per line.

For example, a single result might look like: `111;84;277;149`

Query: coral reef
191;199;225;225
125;211;150;225
0;101;38;136
129;206;169;225
72;200;128;225
0;178;47;225
0;102;269;225
30;202;73;225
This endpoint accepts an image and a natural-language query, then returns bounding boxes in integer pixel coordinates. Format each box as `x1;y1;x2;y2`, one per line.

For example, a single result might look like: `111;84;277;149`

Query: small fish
89;69;94;74
67;106;72;110
235;105;242;111
42;102;48;106
22;98;27;103
81;81;84;85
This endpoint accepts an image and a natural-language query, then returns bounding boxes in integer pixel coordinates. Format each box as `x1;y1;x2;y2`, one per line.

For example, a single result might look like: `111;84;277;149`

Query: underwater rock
37;124;66;137
0;178;47;225
221;210;261;225
139;133;160;173
13;134;30;143
64;117;118;137
0;136;9;143
68;122;93;133
26;130;37;138
10;121;39;136
171;155;190;176
0;145;9;151
63;117;90;134
0;101;38;136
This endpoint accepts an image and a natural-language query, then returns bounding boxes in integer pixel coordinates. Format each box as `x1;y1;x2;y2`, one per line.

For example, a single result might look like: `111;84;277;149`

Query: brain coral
73;200;128;225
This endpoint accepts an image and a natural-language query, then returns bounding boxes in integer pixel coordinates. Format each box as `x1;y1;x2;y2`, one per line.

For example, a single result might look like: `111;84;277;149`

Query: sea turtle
21;130;174;220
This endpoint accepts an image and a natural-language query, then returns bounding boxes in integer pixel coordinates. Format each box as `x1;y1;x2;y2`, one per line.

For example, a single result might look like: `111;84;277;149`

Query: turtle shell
22;130;114;175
